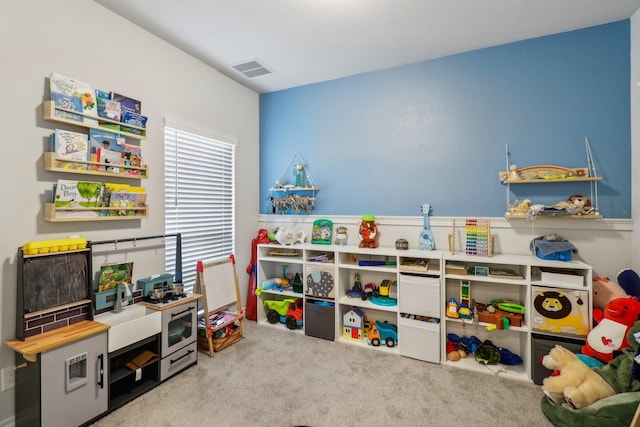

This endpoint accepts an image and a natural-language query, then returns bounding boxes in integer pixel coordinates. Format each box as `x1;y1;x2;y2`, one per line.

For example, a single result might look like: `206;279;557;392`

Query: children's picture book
51;92;83;122
96;89;121;131
96;148;124;173
97;262;134;292
120;110;148;135
124;143;143;175
53;129;88;170
50;73;98;124
54;179;103;208
111;92;141;114
89;129;125;171
108;191;147;216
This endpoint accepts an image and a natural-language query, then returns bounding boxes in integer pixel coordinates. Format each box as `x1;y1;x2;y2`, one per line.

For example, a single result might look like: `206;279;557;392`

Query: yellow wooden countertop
5;320;110;358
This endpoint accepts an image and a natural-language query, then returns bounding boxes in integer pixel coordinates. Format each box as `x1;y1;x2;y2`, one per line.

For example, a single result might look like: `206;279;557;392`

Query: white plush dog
542;345;616;409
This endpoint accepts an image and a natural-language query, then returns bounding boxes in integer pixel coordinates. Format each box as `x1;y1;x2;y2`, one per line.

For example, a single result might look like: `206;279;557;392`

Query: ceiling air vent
232;59;272;78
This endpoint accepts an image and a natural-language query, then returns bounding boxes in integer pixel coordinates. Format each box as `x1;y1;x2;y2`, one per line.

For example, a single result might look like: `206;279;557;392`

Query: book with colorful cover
120;110;147;136
96;89;121;131
97;262;134;292
54;179;103;208
49;73;98;125
108;191;147;216
51;92;83;122
124;143;143;176
89;128;125;171
53;129;88;170
110;92;141;114
96;148;124;173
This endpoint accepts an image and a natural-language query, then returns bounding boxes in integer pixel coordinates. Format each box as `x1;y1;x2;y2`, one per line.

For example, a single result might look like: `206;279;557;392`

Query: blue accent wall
260;20;630;218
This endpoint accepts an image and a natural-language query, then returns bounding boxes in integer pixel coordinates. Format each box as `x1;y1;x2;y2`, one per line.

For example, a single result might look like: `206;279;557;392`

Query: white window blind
164;124;235;292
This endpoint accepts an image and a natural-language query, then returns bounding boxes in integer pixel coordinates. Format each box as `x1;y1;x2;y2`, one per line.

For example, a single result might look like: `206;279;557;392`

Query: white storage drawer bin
398;317;440;363
399;274;440;317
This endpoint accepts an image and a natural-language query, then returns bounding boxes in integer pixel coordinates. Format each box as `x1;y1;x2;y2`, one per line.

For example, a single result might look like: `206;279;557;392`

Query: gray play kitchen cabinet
6;322;110;427
5;242;199;425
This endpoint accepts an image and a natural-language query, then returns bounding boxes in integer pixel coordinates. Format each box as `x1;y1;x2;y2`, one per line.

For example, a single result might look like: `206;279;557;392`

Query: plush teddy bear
542;345;616;409
582;296;640;363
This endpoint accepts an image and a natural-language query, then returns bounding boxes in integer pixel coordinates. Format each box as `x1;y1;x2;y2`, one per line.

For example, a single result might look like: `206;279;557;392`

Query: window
164;120;235;292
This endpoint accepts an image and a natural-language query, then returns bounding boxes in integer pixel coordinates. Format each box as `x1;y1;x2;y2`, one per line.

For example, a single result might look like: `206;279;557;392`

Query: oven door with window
161;300;197;357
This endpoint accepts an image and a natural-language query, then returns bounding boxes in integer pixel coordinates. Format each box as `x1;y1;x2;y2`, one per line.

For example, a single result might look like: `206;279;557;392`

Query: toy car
264;297;304;329
361;283;375;300
367;320;398;347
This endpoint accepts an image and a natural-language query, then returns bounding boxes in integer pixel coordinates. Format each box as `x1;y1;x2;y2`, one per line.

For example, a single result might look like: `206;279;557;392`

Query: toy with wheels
367;320;398;347
264;297;303;329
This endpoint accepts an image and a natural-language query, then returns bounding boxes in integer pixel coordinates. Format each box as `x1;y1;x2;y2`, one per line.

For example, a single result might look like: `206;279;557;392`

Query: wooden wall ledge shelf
43;100;146;140
505;213;602;219
44;152;148;179
44;203;148;222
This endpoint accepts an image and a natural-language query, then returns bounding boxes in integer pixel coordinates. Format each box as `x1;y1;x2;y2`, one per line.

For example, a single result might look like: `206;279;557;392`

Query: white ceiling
95;0;640;94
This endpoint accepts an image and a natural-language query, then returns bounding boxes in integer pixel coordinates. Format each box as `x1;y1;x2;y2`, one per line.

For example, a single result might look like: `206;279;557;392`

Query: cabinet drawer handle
97;353;104;388
171;306;195;318
170;349;194;365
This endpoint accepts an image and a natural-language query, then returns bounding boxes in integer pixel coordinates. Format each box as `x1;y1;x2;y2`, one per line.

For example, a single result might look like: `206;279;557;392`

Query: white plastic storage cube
398;317;440;363
305;264;335;299
531;286;590;336
398;274;440;317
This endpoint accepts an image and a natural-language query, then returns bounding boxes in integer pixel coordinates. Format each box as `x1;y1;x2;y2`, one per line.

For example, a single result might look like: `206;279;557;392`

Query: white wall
0;0;259;422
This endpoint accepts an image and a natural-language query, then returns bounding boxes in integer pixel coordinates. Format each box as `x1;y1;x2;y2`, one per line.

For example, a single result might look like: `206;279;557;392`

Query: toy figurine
358;214;379;248
335;226;348;245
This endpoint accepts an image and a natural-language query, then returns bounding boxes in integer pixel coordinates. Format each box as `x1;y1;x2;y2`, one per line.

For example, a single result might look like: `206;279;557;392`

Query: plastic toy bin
398;274;440;318
305;300;335;341
531;334;584;385
398;317;440;363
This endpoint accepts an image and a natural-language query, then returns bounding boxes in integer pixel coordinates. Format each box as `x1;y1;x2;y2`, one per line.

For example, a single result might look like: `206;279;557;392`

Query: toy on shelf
465;218;493;256
342;307;366;341
358;214;379;248
346;273;363;298
263;297;303;329
367;320;397;347
335;226;348;245
268;150;319;215
446;298;459;318
311;219;333;244
418;203;435;250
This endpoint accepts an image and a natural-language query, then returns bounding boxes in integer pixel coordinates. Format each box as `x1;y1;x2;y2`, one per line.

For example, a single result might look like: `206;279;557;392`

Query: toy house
342;307;365;341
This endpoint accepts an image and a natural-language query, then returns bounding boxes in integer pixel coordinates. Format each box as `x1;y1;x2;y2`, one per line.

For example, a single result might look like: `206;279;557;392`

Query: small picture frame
311;219;333;245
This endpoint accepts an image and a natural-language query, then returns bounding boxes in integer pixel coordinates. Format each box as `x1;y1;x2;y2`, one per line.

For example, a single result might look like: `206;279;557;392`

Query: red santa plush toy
582;296;640;363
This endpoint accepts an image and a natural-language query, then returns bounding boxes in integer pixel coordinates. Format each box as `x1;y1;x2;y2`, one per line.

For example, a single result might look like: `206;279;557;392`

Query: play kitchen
4;235;200;427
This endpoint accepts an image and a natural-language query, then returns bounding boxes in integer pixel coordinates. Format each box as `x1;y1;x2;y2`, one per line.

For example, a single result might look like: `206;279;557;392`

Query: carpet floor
91;320;553;427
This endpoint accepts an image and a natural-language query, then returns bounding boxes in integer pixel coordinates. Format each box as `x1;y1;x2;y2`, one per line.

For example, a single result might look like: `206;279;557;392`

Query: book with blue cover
96;89;121;131
50;73;98;125
51;92;83;122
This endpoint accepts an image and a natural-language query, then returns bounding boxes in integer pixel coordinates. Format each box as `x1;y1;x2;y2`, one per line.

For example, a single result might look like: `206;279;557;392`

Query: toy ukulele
418;203;435;250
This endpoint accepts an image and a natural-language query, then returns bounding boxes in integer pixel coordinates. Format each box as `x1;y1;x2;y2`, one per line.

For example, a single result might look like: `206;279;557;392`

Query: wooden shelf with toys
500;140;602;219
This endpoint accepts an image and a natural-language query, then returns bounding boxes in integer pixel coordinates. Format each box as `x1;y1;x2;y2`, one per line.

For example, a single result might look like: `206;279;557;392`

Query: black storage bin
305;300;335;341
531;333;585;385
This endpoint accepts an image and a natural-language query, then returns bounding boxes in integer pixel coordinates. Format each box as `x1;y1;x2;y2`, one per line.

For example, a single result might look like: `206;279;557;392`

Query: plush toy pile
540;269;640;427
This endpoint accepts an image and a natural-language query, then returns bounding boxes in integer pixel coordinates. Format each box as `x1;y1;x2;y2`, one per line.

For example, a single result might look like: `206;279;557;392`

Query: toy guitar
418;203;435;250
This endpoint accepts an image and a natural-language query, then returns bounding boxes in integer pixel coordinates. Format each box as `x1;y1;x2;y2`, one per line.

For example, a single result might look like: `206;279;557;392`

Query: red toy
358;215;379;249
582;296;640;363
